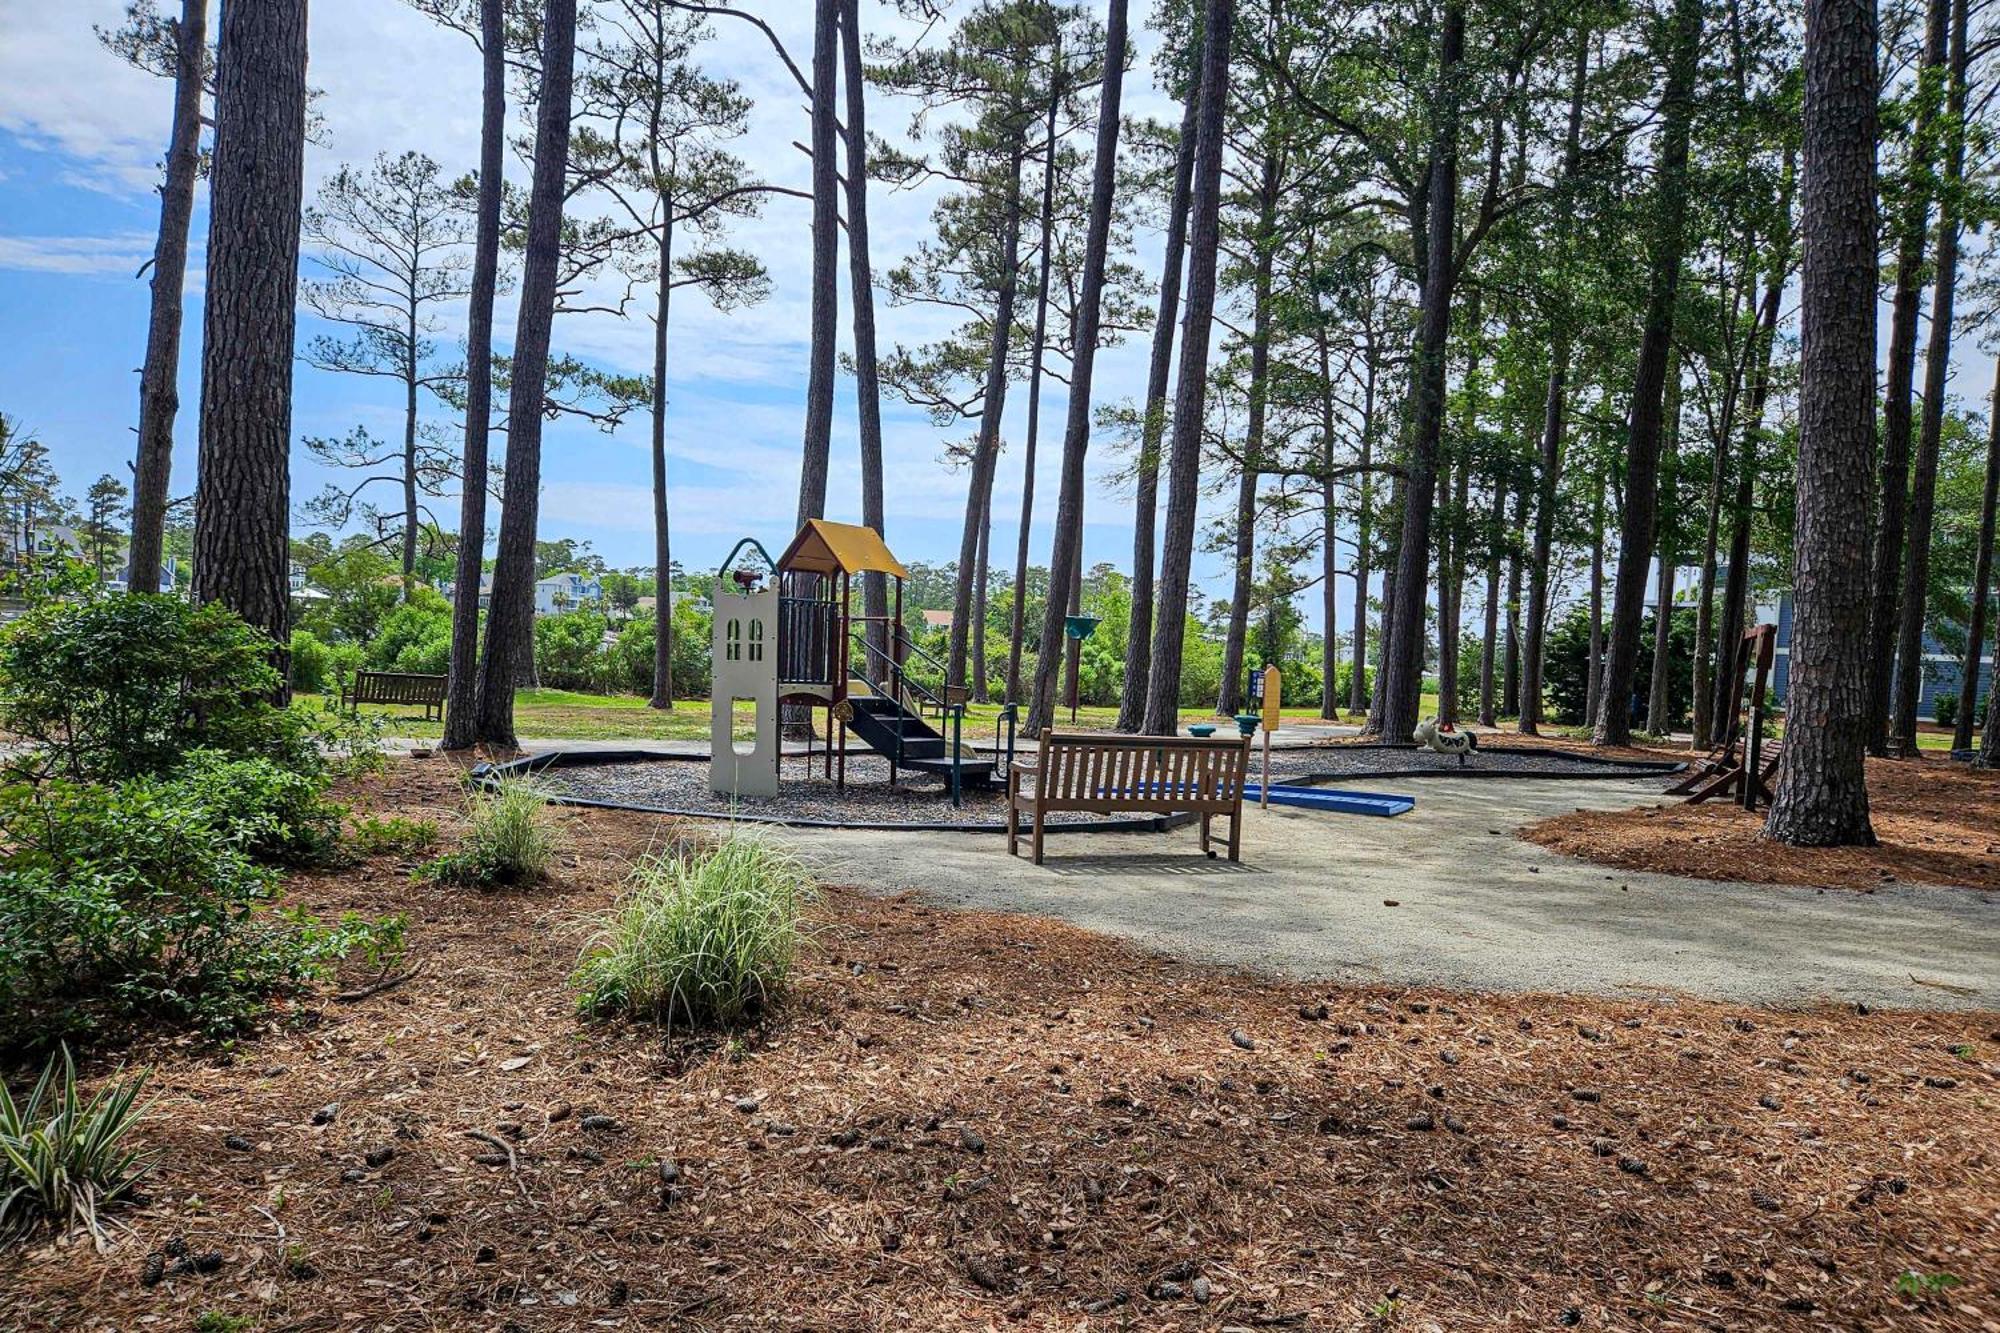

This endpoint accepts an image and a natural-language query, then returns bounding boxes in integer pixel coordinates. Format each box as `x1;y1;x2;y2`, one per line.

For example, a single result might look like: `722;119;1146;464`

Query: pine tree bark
1889;0;1969;755
948;141;1026;693
1025;0;1128;734
1349;353;1377;716
442;0;505;751
192;0;306;670
1140;0;1234;735
1377;3;1464;743
1593;0;1701;746
1008;94;1063;704
796;0;839;527
1478;483;1504;726
129;0;206;596
1866;0;1949;753
1954;358;1998;752
1585;474;1604;726
1519;27;1590;736
1765;0;1877;847
1502;482;1526;715
1437;453;1469;724
842;0;888;662
475;0;576;749
648;210;677;709
1117;41;1201;732
1218;136;1281;718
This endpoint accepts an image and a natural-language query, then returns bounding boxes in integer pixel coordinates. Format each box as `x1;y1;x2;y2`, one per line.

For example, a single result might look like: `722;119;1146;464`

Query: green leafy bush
534;609;612;692
0;595;283;780
0;1048;155;1244
573;833;812;1029
0;779;399;1054
349;814;440;857
609;602;713;698
366;590;453;676
289;630;363;695
418;781;557;888
168;750;346;868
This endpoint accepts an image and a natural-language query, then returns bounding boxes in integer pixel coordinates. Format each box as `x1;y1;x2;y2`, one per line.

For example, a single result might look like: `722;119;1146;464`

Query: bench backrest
354;670;448;704
1030;728;1248;812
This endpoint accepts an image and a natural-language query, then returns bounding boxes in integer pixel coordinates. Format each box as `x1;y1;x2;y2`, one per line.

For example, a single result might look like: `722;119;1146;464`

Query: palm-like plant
0;1048;157;1248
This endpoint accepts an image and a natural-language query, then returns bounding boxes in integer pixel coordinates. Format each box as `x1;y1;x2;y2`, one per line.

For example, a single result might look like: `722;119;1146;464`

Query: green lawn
300;689;1412;745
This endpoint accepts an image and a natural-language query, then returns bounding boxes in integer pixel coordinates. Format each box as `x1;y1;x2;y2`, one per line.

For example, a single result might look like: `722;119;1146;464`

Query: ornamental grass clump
573;833;813;1030
418;780;557;888
0;1048;156;1247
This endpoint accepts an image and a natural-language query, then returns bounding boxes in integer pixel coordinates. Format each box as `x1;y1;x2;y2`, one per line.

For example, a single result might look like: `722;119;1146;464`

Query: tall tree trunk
1585;473;1604;726
1117;40;1201;732
1866;0;1950;753
1502;482;1525;715
796;0;839;527
129;0;206;596
1008;94;1063;703
1140;0;1235;735
1689;380;1731;748
1647;373;1682;734
973;500;991;701
1519;26;1590;736
1593;0;1701;746
947;142;1026;693
192;0;306;673
1219;139;1280;718
1378;3;1464;743
1437;452;1469;724
1890;0;1969;755
442;0;505;750
648;212;676;709
842;0;888;662
1709;155;1795;738
1765;0;1877;847
1310;252;1344;722
402;312;421;587
1478;483;1504;726
1026;0;1128;733
474;0;576;749
1954;358;1999;751
1349;353;1377;715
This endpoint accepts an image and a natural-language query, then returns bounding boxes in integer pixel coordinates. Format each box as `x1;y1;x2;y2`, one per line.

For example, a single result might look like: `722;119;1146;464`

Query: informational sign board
1261;664;1282;731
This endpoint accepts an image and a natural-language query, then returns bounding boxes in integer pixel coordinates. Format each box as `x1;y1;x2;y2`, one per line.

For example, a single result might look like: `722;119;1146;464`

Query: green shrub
418;781;557;888
0;779;401;1053
0;1048;155;1244
366;591;453;676
289;630;363;695
573;833;813;1030
0;595;283;780
534;609;612;692
167;750;347;868
610;602;713;698
1935;694;1958;728
349;814;440;857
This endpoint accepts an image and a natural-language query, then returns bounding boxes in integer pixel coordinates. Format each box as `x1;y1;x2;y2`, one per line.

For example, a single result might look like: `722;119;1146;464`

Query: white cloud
0;231;155;276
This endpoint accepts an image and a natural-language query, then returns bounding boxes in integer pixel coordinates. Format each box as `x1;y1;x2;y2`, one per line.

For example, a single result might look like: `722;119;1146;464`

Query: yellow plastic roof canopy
777;519;909;579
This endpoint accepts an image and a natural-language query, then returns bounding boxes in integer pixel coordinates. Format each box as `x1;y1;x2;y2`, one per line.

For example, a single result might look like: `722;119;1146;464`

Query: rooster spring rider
1413;716;1478;766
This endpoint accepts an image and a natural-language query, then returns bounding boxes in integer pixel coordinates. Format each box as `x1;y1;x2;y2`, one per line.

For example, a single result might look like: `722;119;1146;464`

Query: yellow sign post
1259;664;1281;806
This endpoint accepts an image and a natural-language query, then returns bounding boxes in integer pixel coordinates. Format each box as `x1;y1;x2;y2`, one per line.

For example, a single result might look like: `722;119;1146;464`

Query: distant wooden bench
1007;729;1250;865
340;670;447;721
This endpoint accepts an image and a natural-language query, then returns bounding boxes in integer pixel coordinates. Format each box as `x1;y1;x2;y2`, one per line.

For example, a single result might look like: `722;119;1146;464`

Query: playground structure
1669;623;1781;810
710;521;1012;806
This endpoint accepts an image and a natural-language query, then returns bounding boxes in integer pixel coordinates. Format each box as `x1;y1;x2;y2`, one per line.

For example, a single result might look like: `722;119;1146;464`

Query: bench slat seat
1007;729;1249;864
340;670;448;721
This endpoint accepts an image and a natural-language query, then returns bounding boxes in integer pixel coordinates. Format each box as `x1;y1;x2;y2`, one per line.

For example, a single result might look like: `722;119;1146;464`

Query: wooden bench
340;670;448;721
1007;729;1250;865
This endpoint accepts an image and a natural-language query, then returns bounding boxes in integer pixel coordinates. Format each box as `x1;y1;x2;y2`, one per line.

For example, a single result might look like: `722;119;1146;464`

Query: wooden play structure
1669;623;1781;810
711;520;1011;806
1007;729;1251;865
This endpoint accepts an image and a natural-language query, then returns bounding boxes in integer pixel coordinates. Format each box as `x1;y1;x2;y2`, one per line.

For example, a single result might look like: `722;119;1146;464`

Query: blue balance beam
1242;784;1414;817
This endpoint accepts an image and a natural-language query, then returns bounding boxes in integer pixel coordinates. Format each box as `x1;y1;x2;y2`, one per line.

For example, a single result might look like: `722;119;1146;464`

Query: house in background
919;608;953;632
535;570;602;615
1762;592;1994;722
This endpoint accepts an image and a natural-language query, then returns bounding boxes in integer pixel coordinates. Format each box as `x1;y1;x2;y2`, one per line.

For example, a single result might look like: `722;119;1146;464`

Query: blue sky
0;0;1282;627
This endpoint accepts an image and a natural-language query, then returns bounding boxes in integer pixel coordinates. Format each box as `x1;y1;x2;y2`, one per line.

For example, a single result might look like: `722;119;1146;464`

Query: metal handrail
848;623;972;807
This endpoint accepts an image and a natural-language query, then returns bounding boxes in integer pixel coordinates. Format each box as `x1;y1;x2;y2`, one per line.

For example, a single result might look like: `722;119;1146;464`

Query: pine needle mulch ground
1521;752;2000;891
3;760;1996;1332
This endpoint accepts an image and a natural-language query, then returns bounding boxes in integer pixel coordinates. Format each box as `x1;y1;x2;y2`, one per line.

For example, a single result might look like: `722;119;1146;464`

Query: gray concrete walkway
784;777;1997;1012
